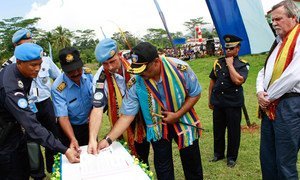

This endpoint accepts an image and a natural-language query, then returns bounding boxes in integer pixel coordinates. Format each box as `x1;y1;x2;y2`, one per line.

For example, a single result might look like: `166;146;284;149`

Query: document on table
61;142;150;180
80;147;131;178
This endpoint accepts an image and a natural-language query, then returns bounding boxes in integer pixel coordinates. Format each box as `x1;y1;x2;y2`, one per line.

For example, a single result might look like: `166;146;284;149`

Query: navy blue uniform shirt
0;64;67;153
209;56;249;107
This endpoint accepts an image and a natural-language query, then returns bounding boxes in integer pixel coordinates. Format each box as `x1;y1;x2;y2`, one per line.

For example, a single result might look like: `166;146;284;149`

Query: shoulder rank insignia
83;67;92;74
239;59;248;64
213;59;221;77
56;82;66;92
127;77;136;89
177;64;188;72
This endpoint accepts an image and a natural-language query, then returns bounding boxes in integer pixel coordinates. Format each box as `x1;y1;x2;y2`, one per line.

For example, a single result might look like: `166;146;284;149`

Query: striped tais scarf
136;57;201;149
267;24;300;120
105;57;146;155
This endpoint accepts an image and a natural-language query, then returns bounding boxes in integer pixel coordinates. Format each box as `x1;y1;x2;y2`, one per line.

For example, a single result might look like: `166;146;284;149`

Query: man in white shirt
256;1;300;179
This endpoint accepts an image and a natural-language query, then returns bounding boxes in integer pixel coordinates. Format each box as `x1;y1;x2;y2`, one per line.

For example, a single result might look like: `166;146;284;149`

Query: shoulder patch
239;59;248;64
56;82;66;92
83;67;92;74
177;64;188;72
127;77;136;89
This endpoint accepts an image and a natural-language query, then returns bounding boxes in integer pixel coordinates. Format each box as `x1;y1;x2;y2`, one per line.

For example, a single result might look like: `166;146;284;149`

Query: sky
0;0;282;39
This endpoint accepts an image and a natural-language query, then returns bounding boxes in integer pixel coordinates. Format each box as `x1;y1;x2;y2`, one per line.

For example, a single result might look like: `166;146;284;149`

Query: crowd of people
156;41;223;61
0;1;299;179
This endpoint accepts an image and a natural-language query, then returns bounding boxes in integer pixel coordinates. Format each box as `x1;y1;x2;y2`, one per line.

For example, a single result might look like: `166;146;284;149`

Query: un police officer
208;34;249;168
51;47;93;151
0;43;79;179
8;28;62;178
88;38;150;165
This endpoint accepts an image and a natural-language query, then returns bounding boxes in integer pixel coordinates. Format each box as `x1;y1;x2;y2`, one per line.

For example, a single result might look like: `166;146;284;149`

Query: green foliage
112;31;140;50
183;17;208;37
0;17;40;60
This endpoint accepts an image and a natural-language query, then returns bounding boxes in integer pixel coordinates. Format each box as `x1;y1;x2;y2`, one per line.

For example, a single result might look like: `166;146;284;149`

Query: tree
183;17;208;37
51;26;73;52
112;31;140;50
73;29;98;63
142;28;170;48
0;17;40;61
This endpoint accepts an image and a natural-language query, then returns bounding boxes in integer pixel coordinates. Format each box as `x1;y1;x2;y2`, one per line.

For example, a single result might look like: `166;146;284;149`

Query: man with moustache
51;47;93;151
0;43;79;179
97;42;203;180
256;1;300;179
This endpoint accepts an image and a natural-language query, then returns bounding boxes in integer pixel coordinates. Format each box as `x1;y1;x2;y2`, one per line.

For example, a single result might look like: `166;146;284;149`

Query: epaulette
127;77;136;89
177;64;188;72
83;67;92;74
56;82;66;92
213;59;221;77
239;59;248;64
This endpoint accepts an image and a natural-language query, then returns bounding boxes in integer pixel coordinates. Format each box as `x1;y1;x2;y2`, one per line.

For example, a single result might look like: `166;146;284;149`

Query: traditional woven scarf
267;24;300;120
105;57;145;155
136;57;201;149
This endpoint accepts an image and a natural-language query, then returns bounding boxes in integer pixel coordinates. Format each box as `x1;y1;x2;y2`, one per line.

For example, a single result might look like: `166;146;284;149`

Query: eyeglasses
225;47;235;51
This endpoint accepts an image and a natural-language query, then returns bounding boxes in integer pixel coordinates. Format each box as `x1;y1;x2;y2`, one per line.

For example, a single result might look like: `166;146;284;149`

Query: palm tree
52;26;73;51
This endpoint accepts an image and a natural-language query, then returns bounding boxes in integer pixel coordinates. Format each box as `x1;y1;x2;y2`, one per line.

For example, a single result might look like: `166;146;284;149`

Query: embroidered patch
177;64;187;71
96;82;104;89
17;98;28;109
26;32;31;38
94;92;104;100
66;54;74;62
110;50;115;57
18;80;24;88
127;77;136;89
56;82;66;92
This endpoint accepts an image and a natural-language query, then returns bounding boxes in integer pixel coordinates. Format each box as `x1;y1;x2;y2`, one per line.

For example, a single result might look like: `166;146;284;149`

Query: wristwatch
104;135;112;145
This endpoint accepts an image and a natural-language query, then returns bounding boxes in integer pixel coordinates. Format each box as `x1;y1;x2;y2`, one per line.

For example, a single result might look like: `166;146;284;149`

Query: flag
205;0;275;55
153;0;177;53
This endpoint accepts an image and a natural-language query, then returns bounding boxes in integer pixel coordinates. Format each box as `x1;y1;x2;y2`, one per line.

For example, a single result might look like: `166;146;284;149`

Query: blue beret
95;38;118;63
14;43;43;61
12;28;32;44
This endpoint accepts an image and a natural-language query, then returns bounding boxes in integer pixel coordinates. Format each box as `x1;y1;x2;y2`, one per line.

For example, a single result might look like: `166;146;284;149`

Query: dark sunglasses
225;47;235;50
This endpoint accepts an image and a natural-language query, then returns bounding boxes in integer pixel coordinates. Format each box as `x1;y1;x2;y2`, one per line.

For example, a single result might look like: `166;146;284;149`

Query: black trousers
0;134;30;180
134;139;150;166
58;123;89;147
27;98;60;178
151;125;203;180
213;106;241;161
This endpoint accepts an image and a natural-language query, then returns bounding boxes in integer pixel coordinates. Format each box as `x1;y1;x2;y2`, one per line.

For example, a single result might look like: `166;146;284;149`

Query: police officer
88;38;150;165
0;43;79;179
208;34;249;168
8;28;62;178
97;42;203;180
51;47;93;151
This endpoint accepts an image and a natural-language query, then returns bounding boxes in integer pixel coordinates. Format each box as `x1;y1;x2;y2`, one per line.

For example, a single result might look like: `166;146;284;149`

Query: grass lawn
96;54;300;180
45;54;299;180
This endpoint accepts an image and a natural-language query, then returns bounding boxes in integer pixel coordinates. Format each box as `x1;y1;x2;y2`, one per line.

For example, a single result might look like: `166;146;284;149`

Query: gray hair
272;0;299;22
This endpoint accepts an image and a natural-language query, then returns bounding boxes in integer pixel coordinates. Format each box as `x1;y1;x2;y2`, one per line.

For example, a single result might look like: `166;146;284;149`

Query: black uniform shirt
209;56;249;107
0;64;67;153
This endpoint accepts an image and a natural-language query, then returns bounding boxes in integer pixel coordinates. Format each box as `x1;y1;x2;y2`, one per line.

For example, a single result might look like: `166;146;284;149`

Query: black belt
280;92;300;100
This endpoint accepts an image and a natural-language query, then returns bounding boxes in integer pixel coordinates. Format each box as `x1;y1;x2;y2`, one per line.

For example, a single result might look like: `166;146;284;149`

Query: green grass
96;54;299;180
43;54;299;180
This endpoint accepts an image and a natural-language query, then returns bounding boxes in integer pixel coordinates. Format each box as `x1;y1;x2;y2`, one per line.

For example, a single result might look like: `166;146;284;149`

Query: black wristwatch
104;135;112;145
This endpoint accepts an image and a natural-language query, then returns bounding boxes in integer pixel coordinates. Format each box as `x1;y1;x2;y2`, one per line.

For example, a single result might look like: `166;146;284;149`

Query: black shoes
227;160;236;168
209;156;225;162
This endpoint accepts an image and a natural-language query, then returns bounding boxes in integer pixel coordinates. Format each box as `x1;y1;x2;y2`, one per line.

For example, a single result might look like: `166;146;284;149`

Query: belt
280;92;300;100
